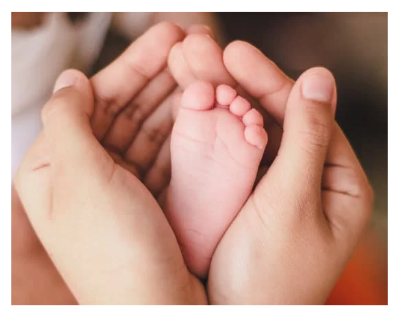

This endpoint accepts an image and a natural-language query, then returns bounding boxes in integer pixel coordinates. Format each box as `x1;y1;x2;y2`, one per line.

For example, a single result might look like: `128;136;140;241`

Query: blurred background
12;12;387;304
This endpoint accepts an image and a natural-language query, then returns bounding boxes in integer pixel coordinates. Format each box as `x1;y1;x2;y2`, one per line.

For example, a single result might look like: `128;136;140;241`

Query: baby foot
165;81;268;278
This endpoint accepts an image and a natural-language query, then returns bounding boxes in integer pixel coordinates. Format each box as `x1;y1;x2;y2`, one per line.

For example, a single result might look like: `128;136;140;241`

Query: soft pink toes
216;84;237;106
229;96;251;117
242;109;264;127
181;81;267;151
182;81;215;110
244;125;268;150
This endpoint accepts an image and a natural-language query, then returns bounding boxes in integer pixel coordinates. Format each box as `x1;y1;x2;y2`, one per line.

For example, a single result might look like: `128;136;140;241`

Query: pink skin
165;81;267;279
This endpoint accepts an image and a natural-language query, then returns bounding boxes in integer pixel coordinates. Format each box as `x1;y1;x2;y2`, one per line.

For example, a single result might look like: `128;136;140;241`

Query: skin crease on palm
12;21;373;305
12;22;210;305
15;70;207;304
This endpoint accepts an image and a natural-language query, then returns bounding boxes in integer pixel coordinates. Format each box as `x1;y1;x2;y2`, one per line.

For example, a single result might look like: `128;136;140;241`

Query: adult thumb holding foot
209;67;373;304
269;67;336;198
14;70;206;305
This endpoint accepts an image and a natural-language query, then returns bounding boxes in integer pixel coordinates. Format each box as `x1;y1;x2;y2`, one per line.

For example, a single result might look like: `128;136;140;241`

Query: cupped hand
14;69;206;304
91;23;216;199
168;35;373;304
11;22;207;305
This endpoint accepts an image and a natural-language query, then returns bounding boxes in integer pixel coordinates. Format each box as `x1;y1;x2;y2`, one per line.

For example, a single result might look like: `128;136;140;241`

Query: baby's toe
245;124;268;150
216;84;237;106
242;108;264;127
229;96;251;117
182;81;215;111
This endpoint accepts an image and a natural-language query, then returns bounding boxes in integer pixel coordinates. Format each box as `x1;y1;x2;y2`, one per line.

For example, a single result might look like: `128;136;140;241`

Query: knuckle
94;91;120;116
131;105;146;123
142;125;166;145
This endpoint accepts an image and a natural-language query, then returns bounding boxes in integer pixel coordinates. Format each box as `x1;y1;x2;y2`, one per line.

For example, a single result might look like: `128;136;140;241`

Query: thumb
272;67;337;193
42;69;108;178
14;69;101;220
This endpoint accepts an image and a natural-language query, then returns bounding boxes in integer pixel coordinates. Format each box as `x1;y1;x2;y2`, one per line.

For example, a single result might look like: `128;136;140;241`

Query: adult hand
91;23;215;199
169;36;373;304
11;22;210;304
14;69;206;305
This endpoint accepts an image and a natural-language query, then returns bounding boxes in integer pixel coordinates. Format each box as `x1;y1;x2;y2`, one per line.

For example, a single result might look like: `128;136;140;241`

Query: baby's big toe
182;81;215;111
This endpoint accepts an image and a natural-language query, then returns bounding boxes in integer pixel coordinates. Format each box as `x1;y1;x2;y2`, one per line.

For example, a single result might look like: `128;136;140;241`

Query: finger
182;33;236;87
168;42;197;87
102;68;176;154
91;22;184;139
15;69;104;258
223;40;294;125
322;158;365;198
322;125;374;240
17;70;205;304
42;70;110;179
186;24;214;38
171;35;284;165
224;41;369;175
228;42;372;235
124;94;174;175
167;25;218;88
144;137;172;198
266;68;337;194
325;122;373;230
171;37;283;165
180;34;286;164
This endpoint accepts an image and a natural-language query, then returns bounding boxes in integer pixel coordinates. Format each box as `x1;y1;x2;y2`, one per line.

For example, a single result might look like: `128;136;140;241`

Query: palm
12;22;185;305
93;78;175;200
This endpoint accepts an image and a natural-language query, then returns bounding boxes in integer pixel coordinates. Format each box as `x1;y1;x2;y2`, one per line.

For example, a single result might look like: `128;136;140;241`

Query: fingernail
301;70;334;103
53;70;79;93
